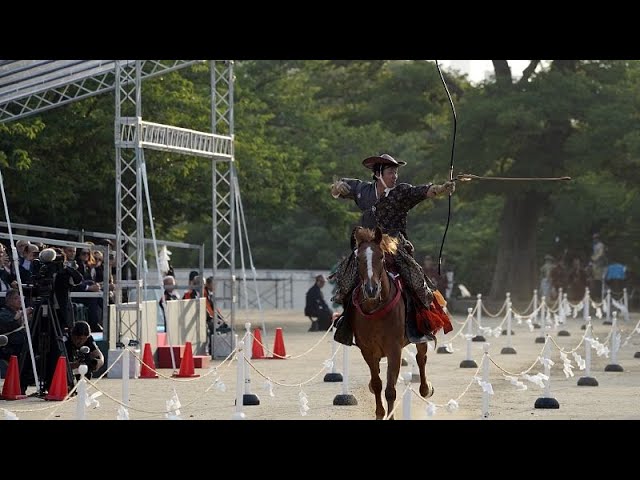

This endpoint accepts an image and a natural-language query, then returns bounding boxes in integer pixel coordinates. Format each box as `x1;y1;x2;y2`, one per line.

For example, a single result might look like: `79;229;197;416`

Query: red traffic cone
271;327;287;359
1;355;27;400
252;328;265;359
45;356;69;401
139;343;158;379
173;342;200;378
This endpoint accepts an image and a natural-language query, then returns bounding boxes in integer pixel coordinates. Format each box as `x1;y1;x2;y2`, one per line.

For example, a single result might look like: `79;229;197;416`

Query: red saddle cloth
415;290;453;335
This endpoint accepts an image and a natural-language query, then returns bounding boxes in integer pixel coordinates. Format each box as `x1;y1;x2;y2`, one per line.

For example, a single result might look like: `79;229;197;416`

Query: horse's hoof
420;381;434;398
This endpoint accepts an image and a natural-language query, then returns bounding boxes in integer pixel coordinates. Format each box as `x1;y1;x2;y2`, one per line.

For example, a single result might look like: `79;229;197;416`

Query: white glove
331;180;351;197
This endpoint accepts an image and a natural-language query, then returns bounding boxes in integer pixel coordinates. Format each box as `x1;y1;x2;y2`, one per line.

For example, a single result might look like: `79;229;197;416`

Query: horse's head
354;226;397;302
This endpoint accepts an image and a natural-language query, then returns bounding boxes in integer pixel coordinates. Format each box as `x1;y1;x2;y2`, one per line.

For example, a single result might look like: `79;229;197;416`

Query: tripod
20;292;74;397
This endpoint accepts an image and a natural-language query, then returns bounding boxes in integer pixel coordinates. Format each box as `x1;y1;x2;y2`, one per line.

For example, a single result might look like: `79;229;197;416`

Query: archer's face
381;166;398;187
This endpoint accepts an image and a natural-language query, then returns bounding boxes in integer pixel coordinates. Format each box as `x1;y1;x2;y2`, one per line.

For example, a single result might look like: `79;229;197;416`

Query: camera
28;248;77;298
77;345;98;371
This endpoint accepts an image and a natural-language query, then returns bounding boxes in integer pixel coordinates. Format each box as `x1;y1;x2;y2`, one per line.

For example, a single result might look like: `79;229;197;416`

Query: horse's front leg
384;347;403;420
362;350;384;419
416;343;434;398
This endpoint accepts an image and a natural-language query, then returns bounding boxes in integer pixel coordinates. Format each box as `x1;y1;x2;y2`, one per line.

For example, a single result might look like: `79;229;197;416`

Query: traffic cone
1;355;26;400
271;327;287;359
45;356;69;401
139;343;158;379
252;328;265;359
173;342;200;378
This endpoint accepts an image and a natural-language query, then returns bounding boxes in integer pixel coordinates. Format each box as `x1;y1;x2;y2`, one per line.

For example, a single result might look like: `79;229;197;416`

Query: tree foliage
0;60;638;301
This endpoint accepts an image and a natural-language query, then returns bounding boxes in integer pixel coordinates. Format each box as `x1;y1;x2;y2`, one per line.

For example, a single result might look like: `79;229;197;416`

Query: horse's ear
374;226;383;244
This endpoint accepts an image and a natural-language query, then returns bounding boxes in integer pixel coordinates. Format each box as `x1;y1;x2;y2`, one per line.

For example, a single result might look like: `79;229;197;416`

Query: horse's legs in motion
362;350;385;420
384;347;403;420
416;343;434;398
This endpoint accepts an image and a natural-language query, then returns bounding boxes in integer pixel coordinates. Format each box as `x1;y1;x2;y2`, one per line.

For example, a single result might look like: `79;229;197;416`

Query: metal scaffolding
0;59;238;347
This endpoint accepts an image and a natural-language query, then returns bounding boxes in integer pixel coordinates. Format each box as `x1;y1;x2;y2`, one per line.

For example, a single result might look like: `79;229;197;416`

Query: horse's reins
353;273;403;321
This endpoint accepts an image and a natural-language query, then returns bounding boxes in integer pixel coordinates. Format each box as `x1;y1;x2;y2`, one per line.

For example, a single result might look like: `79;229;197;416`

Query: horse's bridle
358;244;385;304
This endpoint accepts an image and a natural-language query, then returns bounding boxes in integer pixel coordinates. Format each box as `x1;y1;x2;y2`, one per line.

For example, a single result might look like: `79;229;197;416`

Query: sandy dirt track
2;308;639;421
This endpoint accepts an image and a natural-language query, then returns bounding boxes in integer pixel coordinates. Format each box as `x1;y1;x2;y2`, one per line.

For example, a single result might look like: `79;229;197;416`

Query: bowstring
435;60;456;277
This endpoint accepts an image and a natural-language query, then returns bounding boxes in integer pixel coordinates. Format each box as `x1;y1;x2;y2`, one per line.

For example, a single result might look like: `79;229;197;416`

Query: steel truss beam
114;60;237;347
0;60;202;123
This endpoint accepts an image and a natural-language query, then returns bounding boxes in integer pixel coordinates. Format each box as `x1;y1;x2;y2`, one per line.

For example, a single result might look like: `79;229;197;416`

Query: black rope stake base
604;364;624;372
323;372;343;382
500;347;517;354
534;397;560;409
472;335;486;342
603;320;612;326
577;376;599;386
243;393;260;406
634;352;640;358
533;324;542;329
460;359;478;368
501;329;514;336
436;346;452;354
333;394;358;406
557;330;571;336
581;324;587;330
535;337;546;343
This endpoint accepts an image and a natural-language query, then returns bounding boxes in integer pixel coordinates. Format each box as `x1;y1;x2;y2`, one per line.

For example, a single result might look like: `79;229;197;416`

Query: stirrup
333;316;353;346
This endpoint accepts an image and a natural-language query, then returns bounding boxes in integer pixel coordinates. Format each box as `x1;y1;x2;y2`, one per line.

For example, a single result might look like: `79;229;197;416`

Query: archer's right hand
331;180;351;198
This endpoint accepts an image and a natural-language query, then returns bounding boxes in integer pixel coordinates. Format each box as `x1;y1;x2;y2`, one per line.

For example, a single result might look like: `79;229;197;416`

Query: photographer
0;288;34;393
64;320;104;381
53;247;85;330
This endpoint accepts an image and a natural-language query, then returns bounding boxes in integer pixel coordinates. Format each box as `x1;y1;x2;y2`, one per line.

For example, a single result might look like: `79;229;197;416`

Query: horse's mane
354;227;398;255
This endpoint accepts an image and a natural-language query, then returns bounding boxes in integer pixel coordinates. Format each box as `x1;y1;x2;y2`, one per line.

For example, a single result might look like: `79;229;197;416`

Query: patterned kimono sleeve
399;183;432;210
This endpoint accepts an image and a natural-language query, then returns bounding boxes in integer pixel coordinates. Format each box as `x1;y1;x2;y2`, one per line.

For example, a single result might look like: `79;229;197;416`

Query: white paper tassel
572;352;586;370
264;380;275;397
298;390;310;416
86;391;102;409
323;359;334;370
504;375;527;391
426;402;437;417
116;406;130;420
446;399;459;412
2;408;18;420
165;389;182;420
443;342;454;353
538;356;555;369
522;373;548;388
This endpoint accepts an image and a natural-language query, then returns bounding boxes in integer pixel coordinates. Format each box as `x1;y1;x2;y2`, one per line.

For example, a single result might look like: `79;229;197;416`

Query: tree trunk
489;190;548;302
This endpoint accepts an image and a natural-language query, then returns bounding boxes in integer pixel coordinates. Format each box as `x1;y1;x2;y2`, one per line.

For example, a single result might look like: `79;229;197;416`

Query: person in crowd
204;276;230;354
539;254;556;301
159;275;179;331
64;320;104;382
0;289;32;386
183;270;202;299
567;256;588;302
588;232;607;301
304;274;333;331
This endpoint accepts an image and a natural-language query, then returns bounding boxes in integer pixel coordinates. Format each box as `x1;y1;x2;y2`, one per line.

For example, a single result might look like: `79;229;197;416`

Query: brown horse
349;226;433;420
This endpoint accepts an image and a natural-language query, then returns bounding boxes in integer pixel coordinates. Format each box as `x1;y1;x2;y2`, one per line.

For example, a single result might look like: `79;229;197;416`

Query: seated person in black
0;288;32;386
65;320;104;381
304;275;333;331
